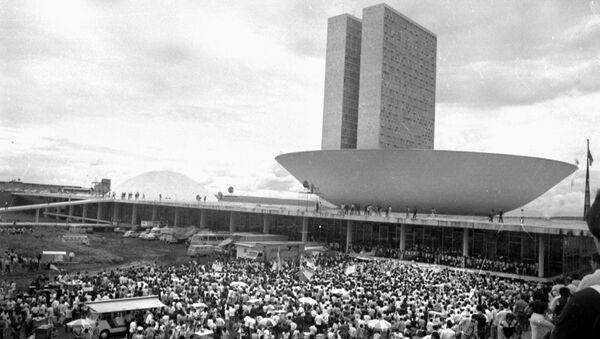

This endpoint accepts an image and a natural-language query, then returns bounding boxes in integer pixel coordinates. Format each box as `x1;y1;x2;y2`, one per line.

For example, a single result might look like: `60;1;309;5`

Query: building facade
9;192;595;280
357;4;436;149
321;14;362;150
322;4;436;150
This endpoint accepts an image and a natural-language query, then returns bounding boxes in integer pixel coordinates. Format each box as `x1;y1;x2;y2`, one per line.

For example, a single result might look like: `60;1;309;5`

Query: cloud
438;59;600;108
2;0;599;217
253;163;299;192
255;178;297;191
89;159;104;167
513;169;600;217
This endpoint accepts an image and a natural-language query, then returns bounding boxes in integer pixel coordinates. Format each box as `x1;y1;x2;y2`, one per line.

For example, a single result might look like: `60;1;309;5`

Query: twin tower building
321;3;437;151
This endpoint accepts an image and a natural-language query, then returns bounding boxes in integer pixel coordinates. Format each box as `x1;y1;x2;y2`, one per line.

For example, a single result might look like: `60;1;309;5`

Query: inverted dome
276;149;577;216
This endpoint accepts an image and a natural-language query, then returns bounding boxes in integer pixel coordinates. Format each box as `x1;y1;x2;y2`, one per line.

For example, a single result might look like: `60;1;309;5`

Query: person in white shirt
439;320;456;339
576;253;600;291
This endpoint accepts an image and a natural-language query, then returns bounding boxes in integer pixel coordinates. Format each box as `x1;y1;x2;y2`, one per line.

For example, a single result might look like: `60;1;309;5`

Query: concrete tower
321;14;363;150
321;4;436;150
357;4;437;149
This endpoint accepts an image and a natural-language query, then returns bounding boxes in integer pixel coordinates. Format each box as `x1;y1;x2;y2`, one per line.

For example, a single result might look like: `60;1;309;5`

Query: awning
218;238;233;247
355;256;374;261
305;246;327;252
240;250;260;260
87;296;165;314
42;251;67;256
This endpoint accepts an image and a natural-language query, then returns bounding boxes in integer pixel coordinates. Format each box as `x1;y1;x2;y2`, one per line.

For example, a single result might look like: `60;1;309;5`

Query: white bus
86;296;166;339
189;231;230;246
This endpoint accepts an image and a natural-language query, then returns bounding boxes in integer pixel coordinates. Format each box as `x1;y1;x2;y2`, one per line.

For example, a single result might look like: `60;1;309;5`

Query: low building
235;241;304;262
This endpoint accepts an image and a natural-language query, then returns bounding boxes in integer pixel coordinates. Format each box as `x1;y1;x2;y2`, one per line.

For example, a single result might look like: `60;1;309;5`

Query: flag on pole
300;267;315;281
585;140;593;219
49;264;60;272
277;247;282;271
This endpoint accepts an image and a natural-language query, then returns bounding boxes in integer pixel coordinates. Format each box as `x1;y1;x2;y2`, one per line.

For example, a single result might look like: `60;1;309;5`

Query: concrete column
35;209;40;223
399;224;406;252
301;217;308;242
263;215;271;234
131;204;138;225
96;203;103;224
462;228;470;267
462;229;470;256
112;202;121;223
538;234;545;278
68;205;74;222
82;204;88;223
345;220;353;253
151;205;157;222
55;207;60;220
174;207;180;227
199;209;206;229
229;211;236;233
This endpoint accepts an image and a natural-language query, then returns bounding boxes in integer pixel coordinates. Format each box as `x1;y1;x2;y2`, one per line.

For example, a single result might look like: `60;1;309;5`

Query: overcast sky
1;0;599;216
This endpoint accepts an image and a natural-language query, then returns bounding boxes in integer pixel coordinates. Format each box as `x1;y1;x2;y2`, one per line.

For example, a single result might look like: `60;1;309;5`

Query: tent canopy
218;238;233;247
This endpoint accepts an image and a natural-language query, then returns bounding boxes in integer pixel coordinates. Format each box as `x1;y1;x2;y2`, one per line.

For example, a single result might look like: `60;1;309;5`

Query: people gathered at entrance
0;251;585;339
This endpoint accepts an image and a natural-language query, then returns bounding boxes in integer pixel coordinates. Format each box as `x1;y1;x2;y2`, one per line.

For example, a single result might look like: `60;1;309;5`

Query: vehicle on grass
40;251;67;264
123;231;139;238
61;234;90;245
139;231;158;240
165;235;178;243
188;231;230;246
159;227;175;241
86;296;166;339
141;220;161;228
145;227;161;240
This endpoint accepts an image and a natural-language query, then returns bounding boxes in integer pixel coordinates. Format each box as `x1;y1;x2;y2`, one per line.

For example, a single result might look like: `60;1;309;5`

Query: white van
189;232;229;245
86;296;166;339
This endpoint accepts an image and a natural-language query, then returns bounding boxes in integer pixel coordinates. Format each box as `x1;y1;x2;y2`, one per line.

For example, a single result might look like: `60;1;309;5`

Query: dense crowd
2;190;600;339
0;250;583;339
346;246;539;277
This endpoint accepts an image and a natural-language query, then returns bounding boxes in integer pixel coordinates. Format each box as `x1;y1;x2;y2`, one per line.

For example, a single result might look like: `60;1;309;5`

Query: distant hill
114;171;209;201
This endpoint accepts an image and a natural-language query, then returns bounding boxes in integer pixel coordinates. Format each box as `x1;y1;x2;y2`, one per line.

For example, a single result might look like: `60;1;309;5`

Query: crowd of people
0;250;41;274
1;193;600;338
0;247;592;339
344;246;539;277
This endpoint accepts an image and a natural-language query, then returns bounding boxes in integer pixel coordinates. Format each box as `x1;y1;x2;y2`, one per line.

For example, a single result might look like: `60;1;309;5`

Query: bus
188;231;230;246
86;296;166;339
61;234;90;245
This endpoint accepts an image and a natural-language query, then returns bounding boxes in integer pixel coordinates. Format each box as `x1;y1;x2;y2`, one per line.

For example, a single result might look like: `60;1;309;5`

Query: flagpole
585;139;591;219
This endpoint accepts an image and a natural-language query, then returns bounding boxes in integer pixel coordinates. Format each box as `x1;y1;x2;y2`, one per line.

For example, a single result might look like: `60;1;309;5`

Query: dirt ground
0;223;190;289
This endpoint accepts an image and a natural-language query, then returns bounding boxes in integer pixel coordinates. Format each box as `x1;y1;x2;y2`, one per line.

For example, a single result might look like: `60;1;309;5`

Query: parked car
123;231;139;238
140;232;158;240
161;234;178;243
